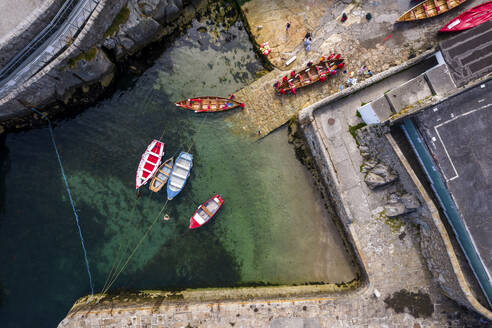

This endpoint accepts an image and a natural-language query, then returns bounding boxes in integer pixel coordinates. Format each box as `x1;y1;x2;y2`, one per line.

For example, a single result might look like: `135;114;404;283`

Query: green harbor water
0;3;356;327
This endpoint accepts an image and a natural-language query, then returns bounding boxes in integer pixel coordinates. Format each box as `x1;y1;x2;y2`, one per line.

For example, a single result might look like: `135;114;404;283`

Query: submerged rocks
364;162;398;189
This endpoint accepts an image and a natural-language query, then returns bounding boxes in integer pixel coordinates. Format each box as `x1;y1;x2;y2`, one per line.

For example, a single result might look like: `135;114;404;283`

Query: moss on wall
104;6;130;38
67;47;98;68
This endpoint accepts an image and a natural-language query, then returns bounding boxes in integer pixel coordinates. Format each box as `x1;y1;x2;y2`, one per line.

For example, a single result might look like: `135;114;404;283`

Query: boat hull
149;157;174;192
396;0;467;22
175;96;244;112
275;56;344;94
136;140;164;189
167;152;193;200
189;194;224;229
440;1;492;31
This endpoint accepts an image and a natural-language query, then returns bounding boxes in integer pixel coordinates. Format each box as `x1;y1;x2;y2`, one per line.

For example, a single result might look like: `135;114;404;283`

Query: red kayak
440;1;492;32
189;194;224;229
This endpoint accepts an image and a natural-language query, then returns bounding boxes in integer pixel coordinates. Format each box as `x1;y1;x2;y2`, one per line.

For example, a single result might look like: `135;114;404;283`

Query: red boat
440;1;492;32
136;140;164;189
189;194;224;229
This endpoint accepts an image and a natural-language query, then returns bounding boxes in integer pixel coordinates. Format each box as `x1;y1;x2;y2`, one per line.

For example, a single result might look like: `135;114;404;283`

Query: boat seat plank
202;206;213;217
173;172;187;180
170;181;183;188
176;162;190;170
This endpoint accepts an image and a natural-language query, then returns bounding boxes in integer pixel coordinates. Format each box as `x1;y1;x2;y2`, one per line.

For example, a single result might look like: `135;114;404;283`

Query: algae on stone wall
104;6;130;38
67;47;98;68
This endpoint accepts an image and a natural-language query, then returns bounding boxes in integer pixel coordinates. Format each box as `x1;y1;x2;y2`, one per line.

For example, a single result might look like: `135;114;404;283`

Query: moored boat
189;194;224;229
136;140;164;189
175;96;245;112
396;0;467;22
274;55;344;95
149;157;174;192
167;152;193;200
440;1;492;32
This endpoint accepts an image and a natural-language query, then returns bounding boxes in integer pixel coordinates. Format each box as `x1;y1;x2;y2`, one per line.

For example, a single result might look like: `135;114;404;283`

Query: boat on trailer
396;0;467;22
167;152;193;200
440;1;492;32
189;194;224;229
149;157;174;192
175;96;245;112
136;140;164;189
274;55;344;94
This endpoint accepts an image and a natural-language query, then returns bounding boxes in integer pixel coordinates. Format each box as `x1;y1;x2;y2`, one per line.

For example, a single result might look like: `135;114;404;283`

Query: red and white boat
136;140;164;189
440;1;492;32
189;194;224;229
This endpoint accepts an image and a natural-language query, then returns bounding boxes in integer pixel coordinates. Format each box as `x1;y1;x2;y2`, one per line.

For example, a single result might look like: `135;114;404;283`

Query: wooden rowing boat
440;1;492;31
136;140;164;189
149;157;174;192
396;0;467;22
167;152;193;200
274;55;344;95
175;96;245;112
189;194;224;229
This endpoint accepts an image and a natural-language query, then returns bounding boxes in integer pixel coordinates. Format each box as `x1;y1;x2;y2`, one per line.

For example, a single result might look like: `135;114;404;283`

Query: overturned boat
396;0;467;22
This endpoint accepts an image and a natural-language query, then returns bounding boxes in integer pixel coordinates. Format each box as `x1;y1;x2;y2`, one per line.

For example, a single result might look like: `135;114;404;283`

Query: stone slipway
229;0;490;138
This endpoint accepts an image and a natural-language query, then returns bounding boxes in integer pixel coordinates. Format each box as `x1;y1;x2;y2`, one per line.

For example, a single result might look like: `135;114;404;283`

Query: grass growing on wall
67;47;98;68
104;6;130;38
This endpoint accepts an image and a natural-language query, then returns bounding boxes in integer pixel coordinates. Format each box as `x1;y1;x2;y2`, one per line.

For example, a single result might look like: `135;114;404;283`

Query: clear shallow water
0;5;356;327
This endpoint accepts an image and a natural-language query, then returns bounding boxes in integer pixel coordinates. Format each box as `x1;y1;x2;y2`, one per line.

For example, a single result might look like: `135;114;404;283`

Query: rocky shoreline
0;0;214;133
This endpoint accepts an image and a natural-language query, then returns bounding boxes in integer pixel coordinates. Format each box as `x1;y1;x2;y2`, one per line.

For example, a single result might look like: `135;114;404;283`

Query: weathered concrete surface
425;64;456;97
0;0;45;40
0;0;64;69
231;0;489;138
386;75;433;112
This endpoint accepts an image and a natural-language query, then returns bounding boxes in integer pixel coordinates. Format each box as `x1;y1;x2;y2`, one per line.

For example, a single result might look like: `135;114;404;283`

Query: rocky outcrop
384;192;420;218
364;162;398;190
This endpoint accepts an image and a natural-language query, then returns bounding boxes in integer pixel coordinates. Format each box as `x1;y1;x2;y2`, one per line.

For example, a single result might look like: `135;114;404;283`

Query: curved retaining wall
0;0;209;131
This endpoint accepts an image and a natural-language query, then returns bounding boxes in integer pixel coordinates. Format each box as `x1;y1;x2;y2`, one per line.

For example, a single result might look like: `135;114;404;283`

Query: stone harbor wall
356;124;492;318
0;0;208;131
0;0;65;69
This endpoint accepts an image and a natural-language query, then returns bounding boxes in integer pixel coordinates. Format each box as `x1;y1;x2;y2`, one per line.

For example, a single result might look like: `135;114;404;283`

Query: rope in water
101;199;170;294
29;108;94;295
101;113;209;294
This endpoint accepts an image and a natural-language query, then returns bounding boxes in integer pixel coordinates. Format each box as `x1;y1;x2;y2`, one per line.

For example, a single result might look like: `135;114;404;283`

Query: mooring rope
101;199;170;294
29;108;94;295
101;113;209;294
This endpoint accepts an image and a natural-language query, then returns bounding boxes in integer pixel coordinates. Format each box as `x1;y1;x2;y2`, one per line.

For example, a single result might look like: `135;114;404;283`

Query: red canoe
136;139;164;189
440;1;492;32
189;194;224;229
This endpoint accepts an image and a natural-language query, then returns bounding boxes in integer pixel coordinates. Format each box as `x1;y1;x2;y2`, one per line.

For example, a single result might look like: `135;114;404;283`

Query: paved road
0;0;45;41
0;0;99;101
414;78;492;284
